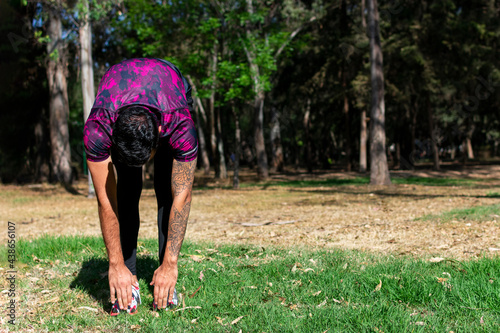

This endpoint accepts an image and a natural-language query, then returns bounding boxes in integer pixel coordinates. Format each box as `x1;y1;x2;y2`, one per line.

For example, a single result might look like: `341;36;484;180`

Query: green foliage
217;60;253;102
34;30;51;44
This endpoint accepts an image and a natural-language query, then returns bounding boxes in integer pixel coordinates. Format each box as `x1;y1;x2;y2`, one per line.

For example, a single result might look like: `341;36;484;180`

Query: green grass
391;177;480;187
235;176;480;189
253;177;370;188
4;235;499;332
419;204;500;223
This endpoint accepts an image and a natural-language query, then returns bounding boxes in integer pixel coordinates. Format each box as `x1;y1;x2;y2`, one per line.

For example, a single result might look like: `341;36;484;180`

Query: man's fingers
110;286;116;304
150;271;157;286
127;283;132;306
153;284;159;308
168;287;173;303
158;287;165;309
116;289;123;310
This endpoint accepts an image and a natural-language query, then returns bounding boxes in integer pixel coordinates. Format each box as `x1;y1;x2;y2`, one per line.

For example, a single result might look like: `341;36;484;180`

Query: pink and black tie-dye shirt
83;58;198;163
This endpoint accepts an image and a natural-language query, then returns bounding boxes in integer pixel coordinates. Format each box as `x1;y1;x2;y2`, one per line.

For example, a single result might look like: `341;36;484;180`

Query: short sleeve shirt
83;58;198;163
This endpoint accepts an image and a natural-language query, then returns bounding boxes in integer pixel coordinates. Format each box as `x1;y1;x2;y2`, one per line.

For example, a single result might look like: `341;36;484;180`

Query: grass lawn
1;235;499;332
419;204;500;223
241;176;481;189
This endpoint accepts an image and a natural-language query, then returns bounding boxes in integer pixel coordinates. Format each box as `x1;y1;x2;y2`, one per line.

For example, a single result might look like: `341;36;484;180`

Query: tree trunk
232;106;241;189
427;98;440;170
209;43;218;177
465;137;474;159
79;0;95;197
368;0;391;185
304;99;312;173
194;102;211;175
243;0;268;179
408;99;418;168
216;106;227;178
254;92;269;178
465;121;475;159
34;115;50;182
341;0;352;172
359;110;368;172
270;106;284;173
343;79;351;172
361;0;367;28
47;2;72;185
186;75;210;175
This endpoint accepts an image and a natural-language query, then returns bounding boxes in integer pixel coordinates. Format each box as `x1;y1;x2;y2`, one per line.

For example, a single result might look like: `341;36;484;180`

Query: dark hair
111;105;159;167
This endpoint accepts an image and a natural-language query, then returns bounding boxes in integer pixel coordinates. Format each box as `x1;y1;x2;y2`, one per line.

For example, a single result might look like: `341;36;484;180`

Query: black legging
114;142;173;276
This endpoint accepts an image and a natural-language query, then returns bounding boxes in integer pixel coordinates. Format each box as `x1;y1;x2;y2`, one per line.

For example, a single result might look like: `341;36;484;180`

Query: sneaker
153;288;178;311
110;283;141;316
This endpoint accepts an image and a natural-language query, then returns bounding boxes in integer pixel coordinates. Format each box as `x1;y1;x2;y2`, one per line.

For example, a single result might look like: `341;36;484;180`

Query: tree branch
185;75;208;124
275;16;317;59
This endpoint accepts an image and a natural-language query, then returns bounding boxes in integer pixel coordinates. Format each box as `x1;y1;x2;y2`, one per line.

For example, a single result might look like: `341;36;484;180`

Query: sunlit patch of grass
237;176;480;189
2;235;498;332
391;177;480;187
418;204;500;223
243;177;370;189
11;197;36;204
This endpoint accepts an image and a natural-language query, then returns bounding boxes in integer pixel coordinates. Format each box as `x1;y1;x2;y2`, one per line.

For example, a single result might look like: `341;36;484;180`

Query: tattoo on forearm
167;202;191;257
172;160;196;196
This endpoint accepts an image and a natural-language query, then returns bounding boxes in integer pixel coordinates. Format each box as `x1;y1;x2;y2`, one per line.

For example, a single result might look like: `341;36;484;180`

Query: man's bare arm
87;158;132;310
151;158;196;308
88;159;121;262
166;159;197;259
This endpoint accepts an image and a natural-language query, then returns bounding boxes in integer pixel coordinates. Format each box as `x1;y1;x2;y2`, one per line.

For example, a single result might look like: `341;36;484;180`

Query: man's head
111;105;159;167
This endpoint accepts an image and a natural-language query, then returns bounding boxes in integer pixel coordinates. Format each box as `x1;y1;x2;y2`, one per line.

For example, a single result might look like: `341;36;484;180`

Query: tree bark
34;115;50;182
209;42;218;176
304;99;312;173
231;105;241;189
343;83;351;172
465;138;474;159
79;0;95;197
361;0;367;28
195;108;210;175
216;106;227;178
270;106;284;172
368;0;391;185
427;98;440;170
408;98;418;168
254;92;269;178
340;0;352;172
47;1;72;185
243;0;268;179
465;121;475;159
186;75;210;175
359;110;368;172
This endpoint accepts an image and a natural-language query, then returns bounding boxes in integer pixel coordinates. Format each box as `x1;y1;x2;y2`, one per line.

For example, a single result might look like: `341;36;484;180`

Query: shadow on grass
69;256;159;312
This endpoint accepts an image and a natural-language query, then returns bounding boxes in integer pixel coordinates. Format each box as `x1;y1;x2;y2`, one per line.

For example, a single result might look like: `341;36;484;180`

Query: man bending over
84;58;198;315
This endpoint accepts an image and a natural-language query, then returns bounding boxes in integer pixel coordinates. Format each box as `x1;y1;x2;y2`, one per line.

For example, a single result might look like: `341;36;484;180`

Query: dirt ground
2;164;500;260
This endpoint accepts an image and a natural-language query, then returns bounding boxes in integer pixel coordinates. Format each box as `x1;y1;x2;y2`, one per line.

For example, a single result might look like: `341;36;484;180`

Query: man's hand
150;262;178;309
108;262;134;310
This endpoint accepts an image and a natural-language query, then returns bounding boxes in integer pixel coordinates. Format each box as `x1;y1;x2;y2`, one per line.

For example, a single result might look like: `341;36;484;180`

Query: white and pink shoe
110;283;141;316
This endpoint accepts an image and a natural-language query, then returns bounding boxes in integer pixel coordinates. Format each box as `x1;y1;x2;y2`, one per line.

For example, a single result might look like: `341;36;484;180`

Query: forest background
1;0;499;187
